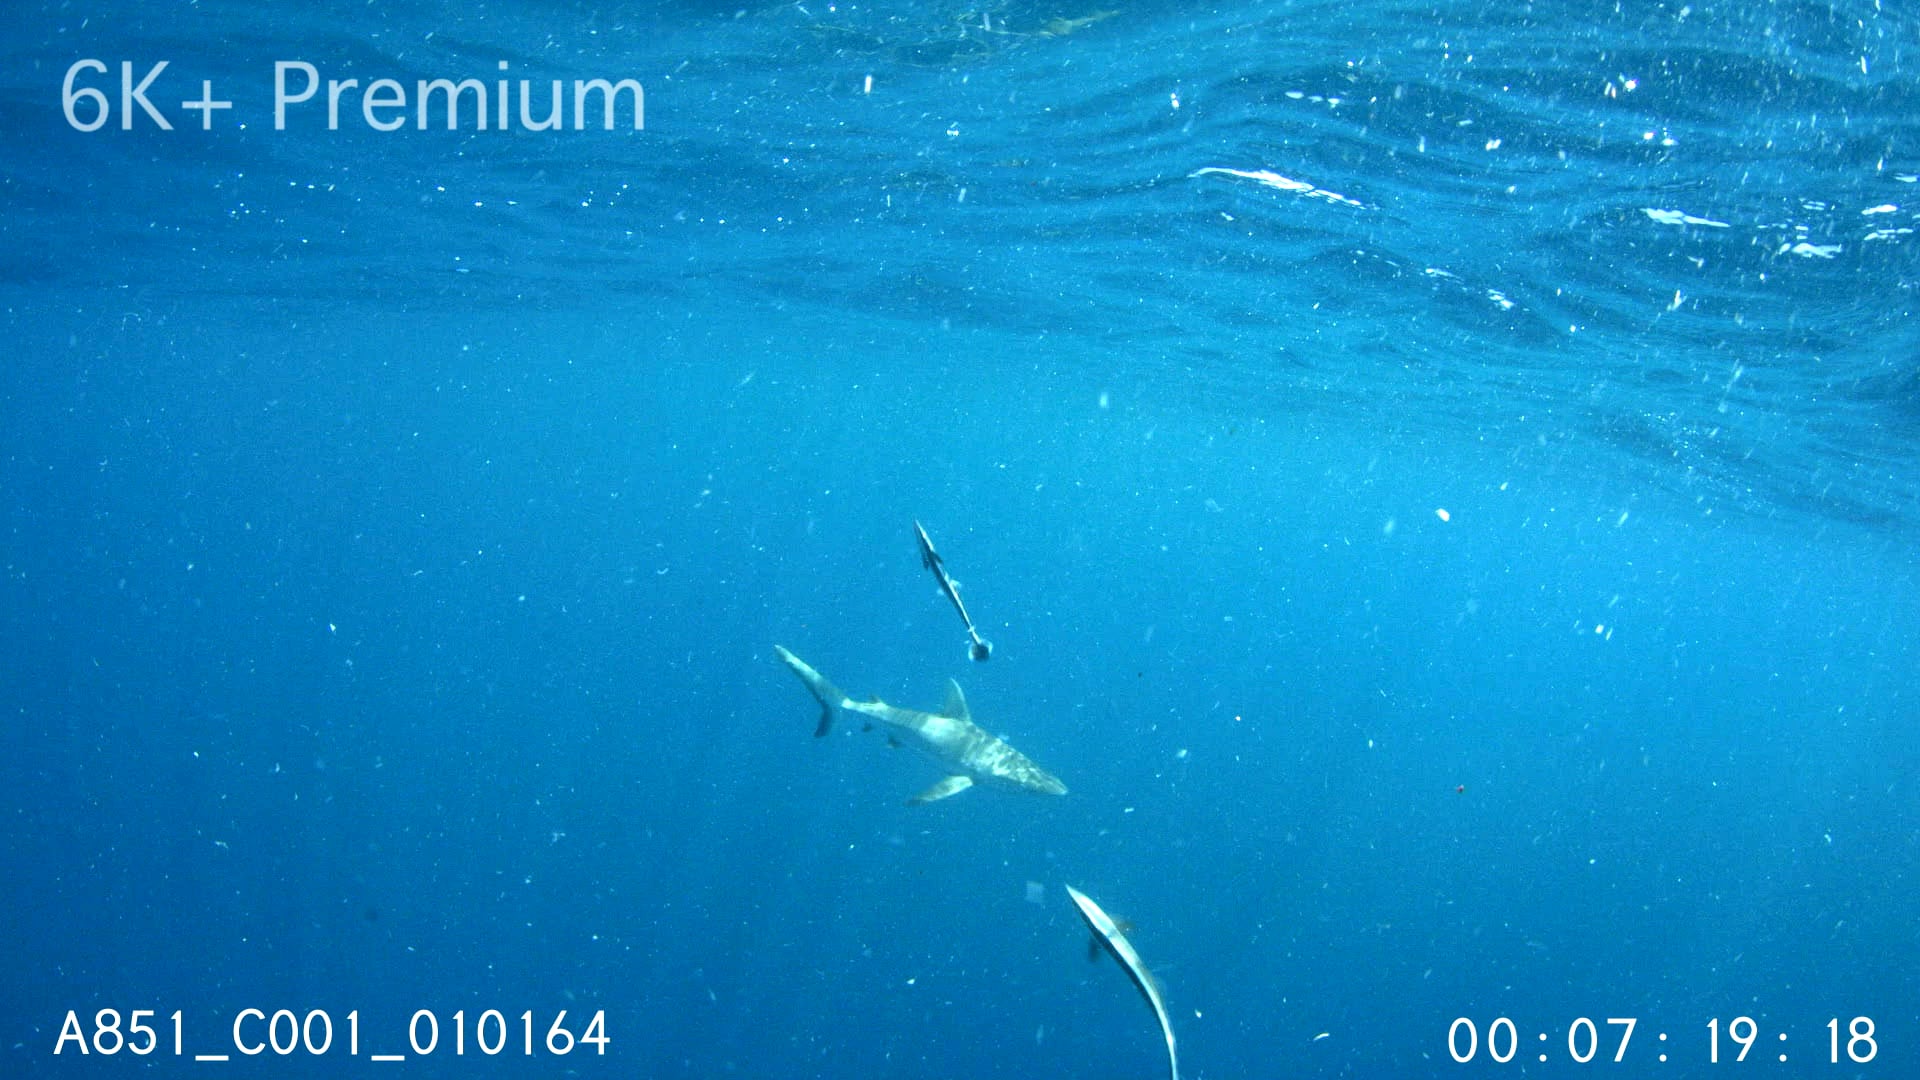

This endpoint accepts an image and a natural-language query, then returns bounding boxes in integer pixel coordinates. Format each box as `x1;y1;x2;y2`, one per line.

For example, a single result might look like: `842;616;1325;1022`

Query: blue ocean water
3;0;1917;1076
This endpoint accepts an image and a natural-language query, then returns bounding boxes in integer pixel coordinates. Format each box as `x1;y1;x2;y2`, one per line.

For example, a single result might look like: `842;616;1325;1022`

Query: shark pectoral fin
941;679;972;721
907;775;974;806
814;705;833;738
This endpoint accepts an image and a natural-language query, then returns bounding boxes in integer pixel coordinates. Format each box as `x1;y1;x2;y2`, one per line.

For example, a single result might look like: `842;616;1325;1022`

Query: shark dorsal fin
942;678;972;721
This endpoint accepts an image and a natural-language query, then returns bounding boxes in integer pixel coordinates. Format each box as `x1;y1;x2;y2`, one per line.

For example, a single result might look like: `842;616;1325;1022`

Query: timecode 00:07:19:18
1448;1016;1879;1065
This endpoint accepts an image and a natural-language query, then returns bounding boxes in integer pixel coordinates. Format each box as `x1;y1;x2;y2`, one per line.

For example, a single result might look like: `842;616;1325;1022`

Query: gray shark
913;519;993;662
773;645;1068;804
1068;884;1179;1080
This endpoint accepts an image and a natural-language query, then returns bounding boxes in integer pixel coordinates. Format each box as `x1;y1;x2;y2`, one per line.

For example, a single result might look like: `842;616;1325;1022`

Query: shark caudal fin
773;645;849;737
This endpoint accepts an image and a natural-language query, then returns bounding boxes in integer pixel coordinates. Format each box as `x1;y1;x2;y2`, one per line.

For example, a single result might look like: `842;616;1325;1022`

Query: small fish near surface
1067;884;1179;1080
772;645;1066;804
913;519;994;662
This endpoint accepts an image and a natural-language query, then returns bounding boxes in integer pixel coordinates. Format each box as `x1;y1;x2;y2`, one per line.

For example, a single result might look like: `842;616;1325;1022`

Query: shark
773;645;1068;804
913;519;994;662
1067;884;1179;1080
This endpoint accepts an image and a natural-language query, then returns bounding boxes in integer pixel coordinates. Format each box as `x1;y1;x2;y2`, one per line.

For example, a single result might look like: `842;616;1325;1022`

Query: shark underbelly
845;701;1068;796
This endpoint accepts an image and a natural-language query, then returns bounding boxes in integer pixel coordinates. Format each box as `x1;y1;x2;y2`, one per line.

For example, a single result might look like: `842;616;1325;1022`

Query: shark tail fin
773;645;848;737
